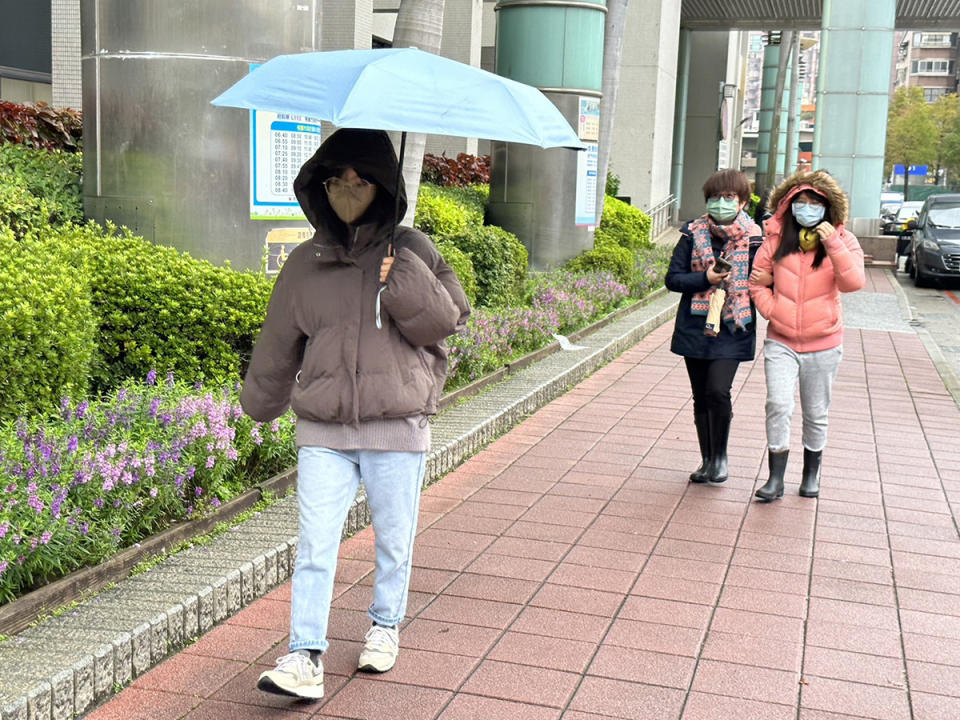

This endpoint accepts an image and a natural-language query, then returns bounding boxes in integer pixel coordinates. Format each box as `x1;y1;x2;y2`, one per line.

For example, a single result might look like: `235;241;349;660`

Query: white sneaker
257;651;324;699
357;624;399;673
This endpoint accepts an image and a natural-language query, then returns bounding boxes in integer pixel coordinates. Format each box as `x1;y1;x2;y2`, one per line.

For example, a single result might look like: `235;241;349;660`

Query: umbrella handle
380;132;405;331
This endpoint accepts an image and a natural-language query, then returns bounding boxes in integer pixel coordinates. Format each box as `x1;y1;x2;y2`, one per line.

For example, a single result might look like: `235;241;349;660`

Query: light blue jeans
289;447;425;653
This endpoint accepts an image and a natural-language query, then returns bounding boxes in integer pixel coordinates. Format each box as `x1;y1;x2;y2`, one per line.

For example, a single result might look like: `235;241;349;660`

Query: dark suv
906;194;960;286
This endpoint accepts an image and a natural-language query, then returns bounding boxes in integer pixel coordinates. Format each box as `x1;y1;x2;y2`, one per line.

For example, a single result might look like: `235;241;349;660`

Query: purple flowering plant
446;270;631;387
0;374;295;603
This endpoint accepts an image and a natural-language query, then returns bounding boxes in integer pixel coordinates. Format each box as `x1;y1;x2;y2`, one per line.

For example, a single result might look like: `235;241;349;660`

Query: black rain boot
690;412;711;483
755;450;788;501
799;448;822;498
706;410;731;483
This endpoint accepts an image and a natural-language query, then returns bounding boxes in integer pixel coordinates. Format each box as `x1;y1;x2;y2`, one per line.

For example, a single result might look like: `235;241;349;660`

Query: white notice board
575;142;599;227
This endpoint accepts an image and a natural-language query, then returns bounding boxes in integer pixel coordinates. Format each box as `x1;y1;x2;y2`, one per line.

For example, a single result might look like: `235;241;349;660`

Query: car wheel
914;259;931;288
907;253;916;279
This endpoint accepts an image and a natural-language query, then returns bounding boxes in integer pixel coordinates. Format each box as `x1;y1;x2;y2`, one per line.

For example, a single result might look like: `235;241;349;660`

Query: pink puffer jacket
750;172;866;353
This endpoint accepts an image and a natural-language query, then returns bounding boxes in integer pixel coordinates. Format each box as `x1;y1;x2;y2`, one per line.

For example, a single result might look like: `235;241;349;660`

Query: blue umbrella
213;47;584;329
211;47;584;150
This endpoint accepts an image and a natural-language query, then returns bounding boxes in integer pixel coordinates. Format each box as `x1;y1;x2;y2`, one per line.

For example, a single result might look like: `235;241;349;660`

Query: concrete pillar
321;0;373;51
814;0;895;229
717;31;747;171
487;0;605;270
676;30;729;221
756;38;790;185
424;0;483;158
669;28;690;214
610;0;681;210
51;0;82;110
787;78;802;174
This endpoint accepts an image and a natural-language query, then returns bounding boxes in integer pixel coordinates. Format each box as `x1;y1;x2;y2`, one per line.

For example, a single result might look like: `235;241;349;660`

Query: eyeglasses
709;192;740;201
323;177;374;193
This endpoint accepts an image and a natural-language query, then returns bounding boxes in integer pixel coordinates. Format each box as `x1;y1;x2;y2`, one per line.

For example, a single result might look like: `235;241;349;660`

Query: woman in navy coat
665;169;763;484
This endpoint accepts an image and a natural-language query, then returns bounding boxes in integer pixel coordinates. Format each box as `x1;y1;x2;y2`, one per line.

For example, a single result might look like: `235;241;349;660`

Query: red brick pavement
87;269;960;719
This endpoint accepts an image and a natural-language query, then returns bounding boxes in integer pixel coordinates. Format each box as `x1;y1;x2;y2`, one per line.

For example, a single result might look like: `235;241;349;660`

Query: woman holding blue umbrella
241;128;470;699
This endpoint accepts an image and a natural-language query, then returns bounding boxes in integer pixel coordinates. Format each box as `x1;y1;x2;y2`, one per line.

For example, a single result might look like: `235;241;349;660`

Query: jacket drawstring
375;242;394;330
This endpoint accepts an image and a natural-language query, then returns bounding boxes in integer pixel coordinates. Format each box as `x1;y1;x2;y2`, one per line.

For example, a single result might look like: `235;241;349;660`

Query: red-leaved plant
0;101;83;152
421;152;490;187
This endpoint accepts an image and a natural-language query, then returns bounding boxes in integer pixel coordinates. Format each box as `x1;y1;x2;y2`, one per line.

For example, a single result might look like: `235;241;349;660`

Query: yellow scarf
799;227;820;252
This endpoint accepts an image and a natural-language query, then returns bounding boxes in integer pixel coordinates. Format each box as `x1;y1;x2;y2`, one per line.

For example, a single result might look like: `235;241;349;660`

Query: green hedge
447;225;527;308
0;231;96;421
415;182;525;307
77;223;274;392
0;175;50;241
0;142;83;227
565;236;634;286
414;183;485;240
436;240;478;307
594;196;652;252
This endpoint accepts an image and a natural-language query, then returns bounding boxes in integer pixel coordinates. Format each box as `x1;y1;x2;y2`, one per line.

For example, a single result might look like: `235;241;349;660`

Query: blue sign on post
893;164;928;176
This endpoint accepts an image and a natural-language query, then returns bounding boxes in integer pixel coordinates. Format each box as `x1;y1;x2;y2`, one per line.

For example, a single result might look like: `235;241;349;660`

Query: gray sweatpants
764;339;843;453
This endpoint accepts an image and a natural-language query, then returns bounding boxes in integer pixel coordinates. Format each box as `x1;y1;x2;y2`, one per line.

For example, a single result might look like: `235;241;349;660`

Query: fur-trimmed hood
767;170;850;225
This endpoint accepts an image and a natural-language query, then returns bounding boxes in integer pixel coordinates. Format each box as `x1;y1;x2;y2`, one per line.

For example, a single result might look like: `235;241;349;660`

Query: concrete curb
0;292;679;720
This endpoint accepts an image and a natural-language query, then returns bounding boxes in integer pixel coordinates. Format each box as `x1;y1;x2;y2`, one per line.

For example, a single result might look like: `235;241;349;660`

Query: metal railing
644;194;679;240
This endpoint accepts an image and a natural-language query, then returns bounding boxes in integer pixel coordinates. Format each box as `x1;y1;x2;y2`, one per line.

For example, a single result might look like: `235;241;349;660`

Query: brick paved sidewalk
86;271;960;720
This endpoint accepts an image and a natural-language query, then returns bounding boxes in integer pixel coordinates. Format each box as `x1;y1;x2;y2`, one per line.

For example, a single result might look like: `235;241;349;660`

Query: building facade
893;30;960;101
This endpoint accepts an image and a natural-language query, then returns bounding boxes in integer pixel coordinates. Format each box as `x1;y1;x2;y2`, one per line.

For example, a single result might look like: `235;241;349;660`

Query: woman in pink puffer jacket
749;170;865;502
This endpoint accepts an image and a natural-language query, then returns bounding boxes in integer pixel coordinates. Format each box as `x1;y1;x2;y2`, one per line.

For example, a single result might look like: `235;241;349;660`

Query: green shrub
0;175;50;240
436;240;478;307
87;225;273;391
564;237;634;286
447;225;527;308
605;171;621;197
594;196;652;252
434;184;488;216
0;142;83;226
414;183;484;240
0;233;95;421
36;222;274;392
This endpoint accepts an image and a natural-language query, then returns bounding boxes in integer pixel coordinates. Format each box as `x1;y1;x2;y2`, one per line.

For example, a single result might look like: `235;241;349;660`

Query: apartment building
894;30;960;101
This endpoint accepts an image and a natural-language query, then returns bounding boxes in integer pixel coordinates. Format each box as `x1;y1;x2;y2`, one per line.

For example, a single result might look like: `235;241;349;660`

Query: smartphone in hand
713;255;733;273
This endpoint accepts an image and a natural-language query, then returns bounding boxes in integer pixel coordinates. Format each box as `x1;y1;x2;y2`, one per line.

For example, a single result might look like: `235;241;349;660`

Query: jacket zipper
797;253;807;350
354;226;363;424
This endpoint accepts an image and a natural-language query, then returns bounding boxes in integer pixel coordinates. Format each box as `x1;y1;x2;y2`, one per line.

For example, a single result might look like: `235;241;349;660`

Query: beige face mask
324;177;377;224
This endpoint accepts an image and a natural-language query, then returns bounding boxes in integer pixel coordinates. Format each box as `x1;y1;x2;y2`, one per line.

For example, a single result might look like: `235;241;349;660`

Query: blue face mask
706;197;740;223
792;201;826;228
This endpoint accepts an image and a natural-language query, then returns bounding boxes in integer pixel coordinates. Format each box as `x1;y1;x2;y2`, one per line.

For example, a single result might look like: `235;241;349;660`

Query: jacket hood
767;170;850;225
293;128;406;234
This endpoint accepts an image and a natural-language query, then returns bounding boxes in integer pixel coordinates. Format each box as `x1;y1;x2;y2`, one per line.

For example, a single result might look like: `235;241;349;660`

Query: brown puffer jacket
240;128;471;425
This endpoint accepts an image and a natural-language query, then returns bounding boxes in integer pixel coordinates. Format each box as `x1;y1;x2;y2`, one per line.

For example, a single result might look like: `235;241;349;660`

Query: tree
885;86;936;200
930;93;960;186
595;0;629;222
392;0;445;226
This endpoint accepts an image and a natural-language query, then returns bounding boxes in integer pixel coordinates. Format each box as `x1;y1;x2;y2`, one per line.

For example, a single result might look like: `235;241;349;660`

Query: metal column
814;0;895;226
487;0;606;271
756;35;791;189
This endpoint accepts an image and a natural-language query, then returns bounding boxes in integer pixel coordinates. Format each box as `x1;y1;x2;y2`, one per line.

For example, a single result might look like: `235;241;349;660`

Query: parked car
883;200;923;236
905;194;960;287
880;190;904;221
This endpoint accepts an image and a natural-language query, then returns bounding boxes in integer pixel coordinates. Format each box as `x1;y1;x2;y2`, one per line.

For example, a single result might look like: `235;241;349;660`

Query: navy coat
665;220;763;361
